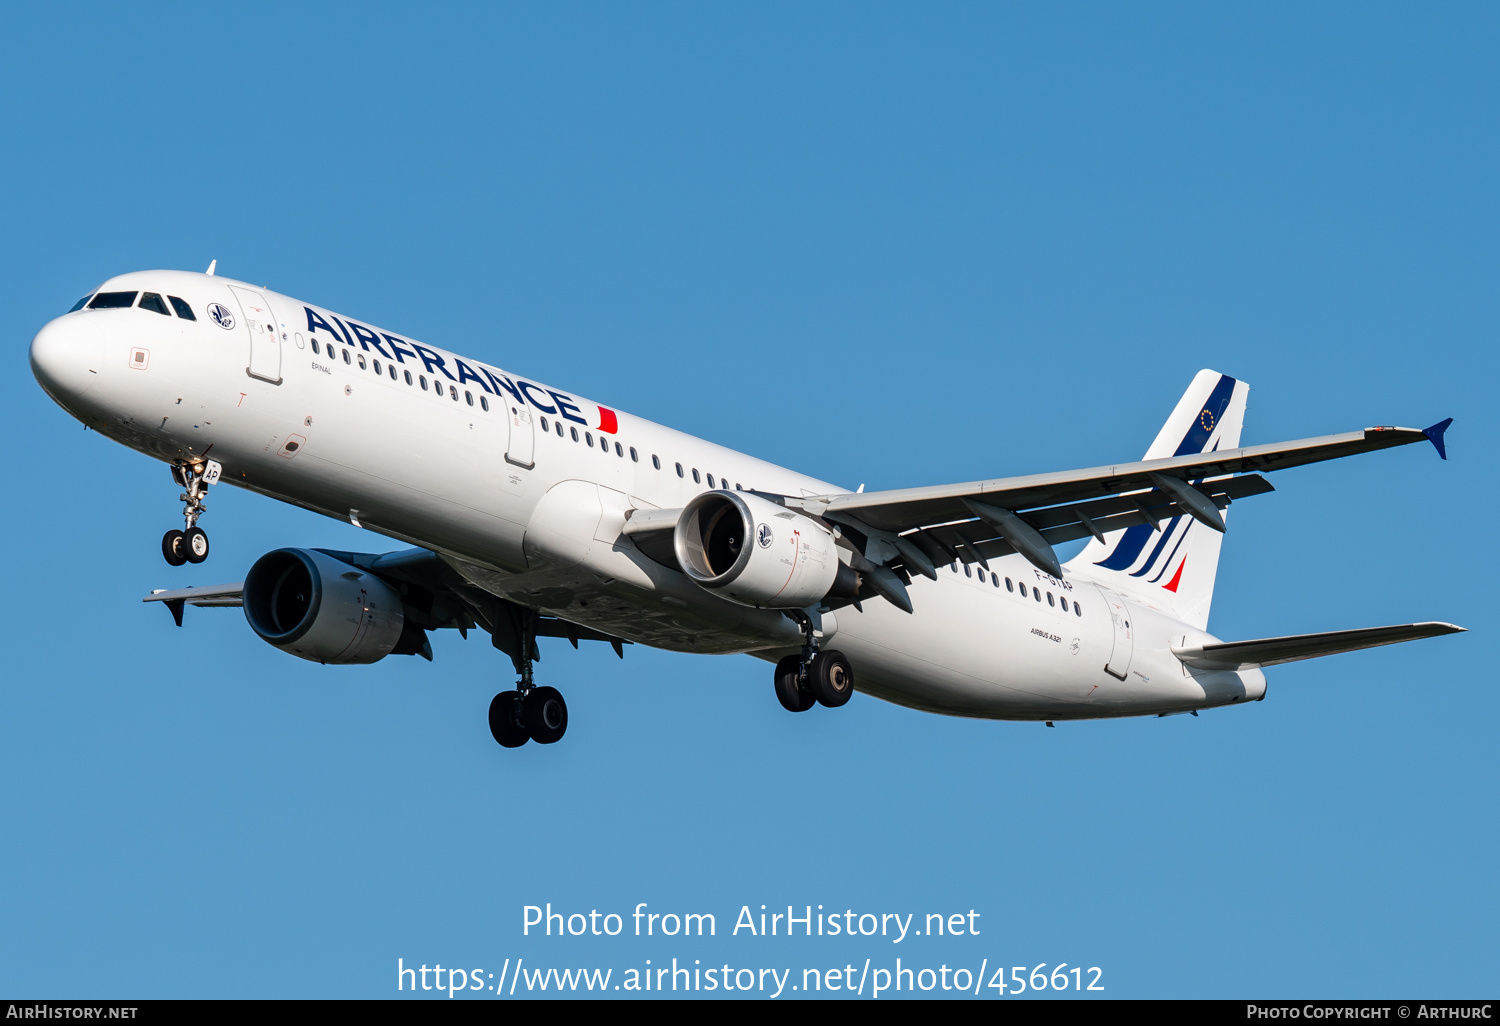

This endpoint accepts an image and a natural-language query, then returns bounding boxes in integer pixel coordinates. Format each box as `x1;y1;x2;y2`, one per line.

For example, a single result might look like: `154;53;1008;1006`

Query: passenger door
504;397;535;469
1095;585;1135;680
230;286;282;385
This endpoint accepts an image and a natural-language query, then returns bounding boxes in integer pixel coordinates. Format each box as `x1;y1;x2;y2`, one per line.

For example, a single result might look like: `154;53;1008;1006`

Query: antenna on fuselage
205;259;217;276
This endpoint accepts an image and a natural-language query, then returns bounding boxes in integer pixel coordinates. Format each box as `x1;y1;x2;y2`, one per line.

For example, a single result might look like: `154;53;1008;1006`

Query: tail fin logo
1162;557;1186;593
1199;408;1216;432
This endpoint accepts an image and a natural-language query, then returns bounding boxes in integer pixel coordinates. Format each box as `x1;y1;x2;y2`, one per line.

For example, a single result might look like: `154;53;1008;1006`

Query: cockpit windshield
87;291;138;309
68;294;92;312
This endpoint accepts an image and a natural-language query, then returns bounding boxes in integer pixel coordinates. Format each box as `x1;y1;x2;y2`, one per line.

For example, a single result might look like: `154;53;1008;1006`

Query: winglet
1423;418;1453;460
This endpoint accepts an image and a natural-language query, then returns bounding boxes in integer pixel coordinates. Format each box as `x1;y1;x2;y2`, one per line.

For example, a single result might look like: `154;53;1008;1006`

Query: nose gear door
230;286;282;385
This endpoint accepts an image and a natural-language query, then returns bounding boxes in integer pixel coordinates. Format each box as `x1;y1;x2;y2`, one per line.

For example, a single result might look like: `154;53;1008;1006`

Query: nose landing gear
161;460;220;566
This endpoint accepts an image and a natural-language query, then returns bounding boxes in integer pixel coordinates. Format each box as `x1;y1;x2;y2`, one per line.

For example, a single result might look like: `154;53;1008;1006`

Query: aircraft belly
826;568;1207;720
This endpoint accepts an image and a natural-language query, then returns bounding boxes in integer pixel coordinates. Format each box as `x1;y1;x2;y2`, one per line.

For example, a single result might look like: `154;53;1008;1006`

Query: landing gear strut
161;459;221;566
775;610;855;711
488;611;569;748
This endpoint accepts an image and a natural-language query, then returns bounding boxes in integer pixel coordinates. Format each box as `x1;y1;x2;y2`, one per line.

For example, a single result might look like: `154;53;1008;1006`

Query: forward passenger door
230;286;282;385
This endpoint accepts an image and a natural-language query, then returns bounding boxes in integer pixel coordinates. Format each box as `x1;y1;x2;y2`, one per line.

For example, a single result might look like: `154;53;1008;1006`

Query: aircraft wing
788;421;1450;582
1173;622;1465;671
144;582;244;626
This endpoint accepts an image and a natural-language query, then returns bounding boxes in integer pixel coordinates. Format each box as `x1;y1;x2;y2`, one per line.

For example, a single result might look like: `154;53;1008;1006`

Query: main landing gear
774;611;855;712
488;615;569;748
161;459;221;566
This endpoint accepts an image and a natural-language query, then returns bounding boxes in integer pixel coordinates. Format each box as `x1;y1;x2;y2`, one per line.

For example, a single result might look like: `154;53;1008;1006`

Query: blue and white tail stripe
1066;369;1249;631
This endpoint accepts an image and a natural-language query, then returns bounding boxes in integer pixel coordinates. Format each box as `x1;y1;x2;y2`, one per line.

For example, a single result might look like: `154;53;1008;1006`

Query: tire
183;526;210;563
488;691;530;748
773;655;815;712
162;529;187;566
524;686;568;744
809;650;855;708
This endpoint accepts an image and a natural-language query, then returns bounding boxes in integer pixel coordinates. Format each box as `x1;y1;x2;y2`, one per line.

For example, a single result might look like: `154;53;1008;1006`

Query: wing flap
906;474;1273;567
1173;621;1465;671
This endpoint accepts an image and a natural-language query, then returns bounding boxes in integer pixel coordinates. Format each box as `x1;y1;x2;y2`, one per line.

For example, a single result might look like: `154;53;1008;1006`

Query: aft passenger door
1095;585;1135;680
230;286;282;385
504;397;535;469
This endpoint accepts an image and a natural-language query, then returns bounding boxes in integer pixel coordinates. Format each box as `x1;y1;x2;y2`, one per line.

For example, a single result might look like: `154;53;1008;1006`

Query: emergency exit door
504;398;535;469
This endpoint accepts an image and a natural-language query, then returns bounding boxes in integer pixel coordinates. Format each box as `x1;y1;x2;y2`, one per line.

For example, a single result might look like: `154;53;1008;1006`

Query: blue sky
1;2;1494;998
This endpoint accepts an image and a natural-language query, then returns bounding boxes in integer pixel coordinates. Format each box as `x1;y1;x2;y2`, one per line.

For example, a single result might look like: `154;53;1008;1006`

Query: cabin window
992;573;1001;588
652;455;661;469
1074;603;1083;617
404;370;413;385
168;296;195;320
707;474;716;488
555;421;563;436
1047;592;1055;607
373;359;382;374
585;432;594;447
976;568;986;583
692;468;701;483
1019;583;1027;597
676;462;684;478
419;375;428;390
388;364;396;380
68;295;93;312
342;349;352;365
465;391;474;406
630;447;638;462
571;427;579;442
963;564;971;578
357;353;367;370
540;417;549;433
1034;589;1043;602
450;385;458;401
480;395;489;411
138;292;170;316
616;442;624;457
88;291;137;309
1006;577;1013;591
310;339;320;355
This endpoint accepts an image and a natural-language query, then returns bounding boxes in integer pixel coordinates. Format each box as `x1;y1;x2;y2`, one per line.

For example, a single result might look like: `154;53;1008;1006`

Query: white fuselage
30;270;1265;721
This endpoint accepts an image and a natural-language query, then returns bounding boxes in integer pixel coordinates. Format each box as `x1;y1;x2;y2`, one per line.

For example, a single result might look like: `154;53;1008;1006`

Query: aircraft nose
30;315;104;403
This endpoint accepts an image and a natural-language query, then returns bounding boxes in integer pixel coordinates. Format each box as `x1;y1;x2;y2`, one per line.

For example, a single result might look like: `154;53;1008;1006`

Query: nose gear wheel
163;460;221;565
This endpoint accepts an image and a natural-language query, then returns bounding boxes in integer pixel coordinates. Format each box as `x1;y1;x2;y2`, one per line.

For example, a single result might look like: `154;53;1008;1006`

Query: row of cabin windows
74;291;196;320
533;415;748;488
306;340;757;492
950;560;1083;616
310;337;496;412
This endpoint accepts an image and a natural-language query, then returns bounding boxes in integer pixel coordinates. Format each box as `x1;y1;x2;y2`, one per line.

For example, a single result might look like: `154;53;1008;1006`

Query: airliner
28;266;1463;747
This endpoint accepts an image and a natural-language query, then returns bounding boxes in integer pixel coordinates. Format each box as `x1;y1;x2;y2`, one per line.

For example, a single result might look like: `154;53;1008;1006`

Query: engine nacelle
243;548;405;664
674;490;843;609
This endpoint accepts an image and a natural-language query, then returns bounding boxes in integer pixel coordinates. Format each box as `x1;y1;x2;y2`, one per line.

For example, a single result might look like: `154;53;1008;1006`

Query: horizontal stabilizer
1173;621;1465;671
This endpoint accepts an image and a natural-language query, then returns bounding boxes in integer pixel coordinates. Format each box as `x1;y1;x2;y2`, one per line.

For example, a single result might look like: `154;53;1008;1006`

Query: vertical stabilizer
1066;369;1250;630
